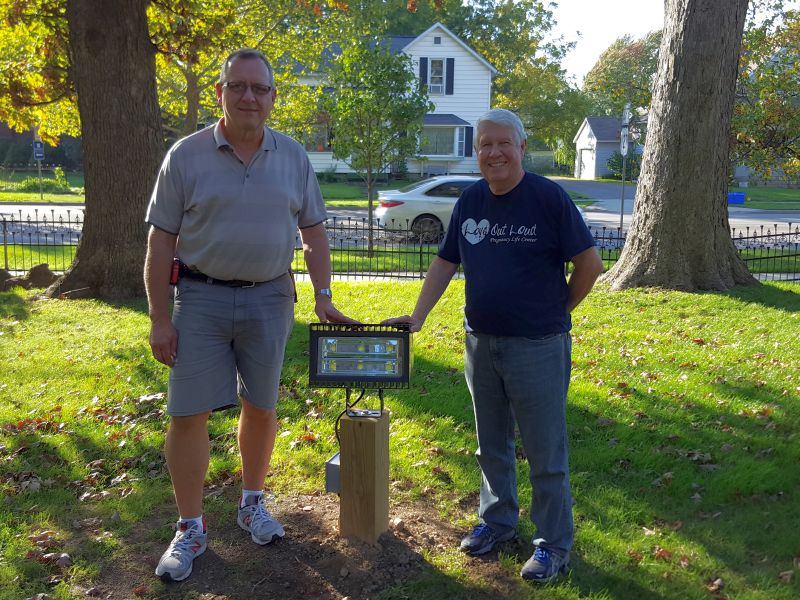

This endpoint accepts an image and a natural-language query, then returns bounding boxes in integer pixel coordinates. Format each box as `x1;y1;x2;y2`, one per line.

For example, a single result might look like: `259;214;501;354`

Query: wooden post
338;410;389;544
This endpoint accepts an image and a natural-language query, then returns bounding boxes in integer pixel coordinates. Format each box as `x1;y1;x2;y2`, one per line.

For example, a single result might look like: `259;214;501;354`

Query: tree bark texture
603;0;757;291
47;0;163;299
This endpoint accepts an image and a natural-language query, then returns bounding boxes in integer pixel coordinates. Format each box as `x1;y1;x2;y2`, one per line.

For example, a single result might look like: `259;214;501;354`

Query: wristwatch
315;287;332;299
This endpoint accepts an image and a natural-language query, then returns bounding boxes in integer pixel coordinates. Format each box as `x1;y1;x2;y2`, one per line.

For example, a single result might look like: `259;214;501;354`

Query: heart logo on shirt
461;218;490;245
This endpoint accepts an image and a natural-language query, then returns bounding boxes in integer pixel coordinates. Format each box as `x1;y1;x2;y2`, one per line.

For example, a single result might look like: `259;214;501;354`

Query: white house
300;23;497;175
573;117;627;180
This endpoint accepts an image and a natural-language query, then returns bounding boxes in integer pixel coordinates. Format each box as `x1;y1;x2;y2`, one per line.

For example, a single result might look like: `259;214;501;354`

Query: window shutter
464;126;473;157
419;57;428;86
445;58;454;95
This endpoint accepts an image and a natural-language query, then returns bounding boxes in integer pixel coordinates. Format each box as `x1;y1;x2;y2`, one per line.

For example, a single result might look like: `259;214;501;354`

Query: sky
547;0;665;84
547;0;800;85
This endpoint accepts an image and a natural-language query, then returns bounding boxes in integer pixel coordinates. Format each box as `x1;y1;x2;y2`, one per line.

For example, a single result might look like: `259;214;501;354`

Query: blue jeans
464;331;574;555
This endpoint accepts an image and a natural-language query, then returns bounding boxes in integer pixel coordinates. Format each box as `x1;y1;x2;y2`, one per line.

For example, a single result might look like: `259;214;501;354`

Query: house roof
296;22;496;77
393;22;497;75
423;113;471;126
573;116;622;144
587;117;622;141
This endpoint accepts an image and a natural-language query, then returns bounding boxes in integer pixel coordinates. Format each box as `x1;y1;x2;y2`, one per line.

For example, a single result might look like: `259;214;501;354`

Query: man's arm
566;246;603;313
299;222;358;324
383;256;459;332
144;226;179;366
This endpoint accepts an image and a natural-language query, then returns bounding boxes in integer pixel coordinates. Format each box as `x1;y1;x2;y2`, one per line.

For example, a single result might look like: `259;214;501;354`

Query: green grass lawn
1;281;799;599
730;186;800;210
0;171;84;203
0;191;84;204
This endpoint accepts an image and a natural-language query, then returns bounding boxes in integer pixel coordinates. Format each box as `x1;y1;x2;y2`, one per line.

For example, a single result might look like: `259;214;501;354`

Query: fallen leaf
642;527;658;536
132;584;148;596
626;549;643;563
706;577;724;593
679;554;690;568
778;570;793;583
653;546;672;561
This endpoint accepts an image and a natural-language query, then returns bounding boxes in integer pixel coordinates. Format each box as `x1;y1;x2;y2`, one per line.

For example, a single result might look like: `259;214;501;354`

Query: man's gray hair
475;109;527;146
220;49;274;86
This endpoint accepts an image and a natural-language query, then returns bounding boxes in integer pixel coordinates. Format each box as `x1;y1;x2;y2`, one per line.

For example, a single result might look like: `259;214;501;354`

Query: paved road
549;176;638;201
547;177;798;231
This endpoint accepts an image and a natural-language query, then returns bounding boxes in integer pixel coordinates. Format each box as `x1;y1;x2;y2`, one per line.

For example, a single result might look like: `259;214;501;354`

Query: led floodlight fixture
309;323;412;389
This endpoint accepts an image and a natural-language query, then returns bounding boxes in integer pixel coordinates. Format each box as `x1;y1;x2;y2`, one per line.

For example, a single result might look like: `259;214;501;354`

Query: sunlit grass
0;282;798;599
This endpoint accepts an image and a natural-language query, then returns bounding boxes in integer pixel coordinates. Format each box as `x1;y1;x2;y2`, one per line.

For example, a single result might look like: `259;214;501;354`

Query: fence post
2;218;8;271
418;233;424;279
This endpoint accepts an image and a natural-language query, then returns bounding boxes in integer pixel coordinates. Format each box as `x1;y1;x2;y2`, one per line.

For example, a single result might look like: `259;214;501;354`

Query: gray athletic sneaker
155;520;207;582
237;495;285;545
520;545;570;583
459;523;517;555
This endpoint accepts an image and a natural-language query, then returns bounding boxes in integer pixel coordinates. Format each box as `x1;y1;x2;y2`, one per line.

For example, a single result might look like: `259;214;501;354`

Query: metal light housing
308;323;412;389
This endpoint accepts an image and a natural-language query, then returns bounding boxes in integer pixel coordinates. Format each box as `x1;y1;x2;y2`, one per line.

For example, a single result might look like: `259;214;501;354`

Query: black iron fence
2;214;799;281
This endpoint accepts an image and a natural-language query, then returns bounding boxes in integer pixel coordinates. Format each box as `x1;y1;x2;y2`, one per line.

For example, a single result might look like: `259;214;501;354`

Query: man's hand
382;315;424;333
149;317;178;367
315;296;360;324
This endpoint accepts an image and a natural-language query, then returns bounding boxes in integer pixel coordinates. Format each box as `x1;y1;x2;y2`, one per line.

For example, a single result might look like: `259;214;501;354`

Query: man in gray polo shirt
144;48;355;582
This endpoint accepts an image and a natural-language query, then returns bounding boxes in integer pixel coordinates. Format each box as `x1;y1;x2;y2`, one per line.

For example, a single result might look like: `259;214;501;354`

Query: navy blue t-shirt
438;172;595;336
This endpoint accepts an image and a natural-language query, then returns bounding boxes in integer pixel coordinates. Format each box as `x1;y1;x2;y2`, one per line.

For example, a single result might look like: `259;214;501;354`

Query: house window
421;126;466;157
429;59;444;95
434;36;441;45
303;123;331;152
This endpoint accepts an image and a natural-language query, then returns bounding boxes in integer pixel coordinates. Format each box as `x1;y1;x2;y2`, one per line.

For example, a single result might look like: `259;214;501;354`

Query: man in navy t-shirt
385;108;603;583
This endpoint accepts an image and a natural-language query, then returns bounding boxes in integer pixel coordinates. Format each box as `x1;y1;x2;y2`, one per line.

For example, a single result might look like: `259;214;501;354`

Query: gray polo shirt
145;121;326;282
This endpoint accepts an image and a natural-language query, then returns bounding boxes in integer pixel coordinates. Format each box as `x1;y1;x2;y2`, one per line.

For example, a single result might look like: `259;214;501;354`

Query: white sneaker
237;496;285;545
155;520;207;581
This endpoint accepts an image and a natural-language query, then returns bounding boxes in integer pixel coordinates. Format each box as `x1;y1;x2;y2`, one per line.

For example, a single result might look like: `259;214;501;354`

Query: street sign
620;125;629;155
33;140;44;161
622;103;631;126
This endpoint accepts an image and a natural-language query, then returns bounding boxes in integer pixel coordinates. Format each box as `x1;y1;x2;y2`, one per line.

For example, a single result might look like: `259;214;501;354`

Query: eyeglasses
222;81;273;96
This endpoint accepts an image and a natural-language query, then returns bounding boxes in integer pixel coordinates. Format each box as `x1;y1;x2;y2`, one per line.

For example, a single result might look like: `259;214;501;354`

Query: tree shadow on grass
0;290;30;320
723;282;800;312
566;380;800;599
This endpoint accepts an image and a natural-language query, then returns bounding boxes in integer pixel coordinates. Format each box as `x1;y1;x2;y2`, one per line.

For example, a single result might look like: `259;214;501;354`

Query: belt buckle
242;281;256;288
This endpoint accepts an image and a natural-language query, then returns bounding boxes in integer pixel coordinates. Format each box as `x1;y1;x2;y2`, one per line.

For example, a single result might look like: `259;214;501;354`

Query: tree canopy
733;8;800;182
583;31;662;116
323;37;432;241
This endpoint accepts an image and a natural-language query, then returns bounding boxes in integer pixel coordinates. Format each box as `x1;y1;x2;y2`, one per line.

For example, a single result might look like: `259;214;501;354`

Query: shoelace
533;546;551;564
169;526;200;556
472;523;494;538
247;503;273;526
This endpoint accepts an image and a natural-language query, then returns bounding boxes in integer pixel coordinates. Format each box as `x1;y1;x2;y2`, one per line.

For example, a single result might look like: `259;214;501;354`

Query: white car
375;175;588;240
375;176;481;240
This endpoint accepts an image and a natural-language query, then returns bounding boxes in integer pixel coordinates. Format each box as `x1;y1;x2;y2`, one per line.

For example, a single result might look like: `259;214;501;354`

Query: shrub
607;150;641;180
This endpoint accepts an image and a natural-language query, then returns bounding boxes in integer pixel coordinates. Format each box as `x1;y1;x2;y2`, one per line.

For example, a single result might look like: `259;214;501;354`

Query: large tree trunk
46;0;163;299
603;0;757;291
